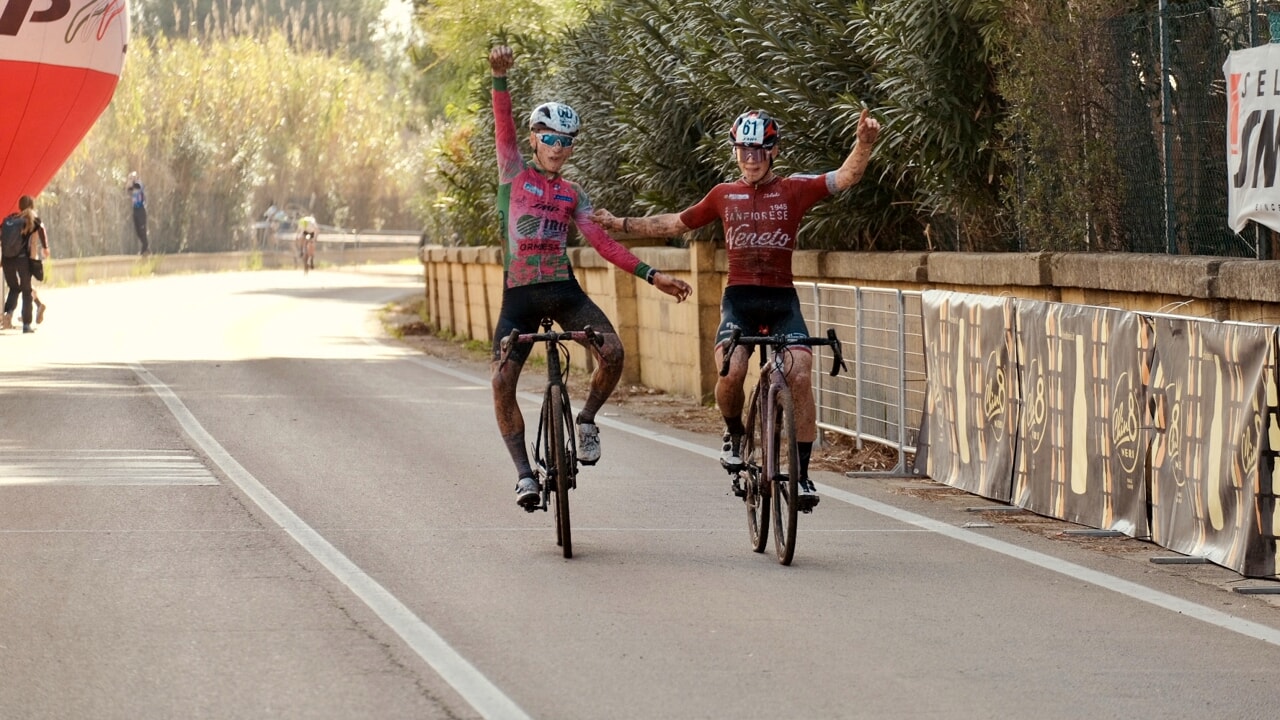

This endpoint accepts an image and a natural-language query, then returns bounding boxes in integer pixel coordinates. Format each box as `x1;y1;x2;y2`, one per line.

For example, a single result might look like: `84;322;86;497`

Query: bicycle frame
499;319;603;559
721;328;845;565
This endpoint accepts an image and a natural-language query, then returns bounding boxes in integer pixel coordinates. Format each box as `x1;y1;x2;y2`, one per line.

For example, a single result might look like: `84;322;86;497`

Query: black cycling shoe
797;477;820;513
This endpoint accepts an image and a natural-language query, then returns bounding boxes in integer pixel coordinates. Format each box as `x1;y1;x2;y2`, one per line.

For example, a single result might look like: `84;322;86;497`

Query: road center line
129;362;531;720
388;346;1280;649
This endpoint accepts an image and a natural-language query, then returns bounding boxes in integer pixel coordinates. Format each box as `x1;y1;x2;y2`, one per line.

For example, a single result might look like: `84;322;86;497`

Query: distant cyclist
594;108;881;510
295;214;317;272
487;44;692;510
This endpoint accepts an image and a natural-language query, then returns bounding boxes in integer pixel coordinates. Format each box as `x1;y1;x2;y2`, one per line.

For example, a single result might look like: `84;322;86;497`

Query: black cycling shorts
716;285;811;352
492;279;616;363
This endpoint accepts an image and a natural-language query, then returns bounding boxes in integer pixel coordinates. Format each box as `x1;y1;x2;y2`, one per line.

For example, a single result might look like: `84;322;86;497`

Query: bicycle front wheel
549;386;574;558
742;382;769;553
770;384;800;565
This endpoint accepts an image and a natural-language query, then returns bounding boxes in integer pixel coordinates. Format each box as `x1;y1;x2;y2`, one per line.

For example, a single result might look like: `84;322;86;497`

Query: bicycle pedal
731;478;746;498
798;494;819;513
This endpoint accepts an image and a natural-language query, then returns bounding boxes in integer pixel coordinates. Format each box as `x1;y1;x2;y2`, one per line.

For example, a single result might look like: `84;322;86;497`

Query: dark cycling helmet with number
729;110;780;149
528;102;581;136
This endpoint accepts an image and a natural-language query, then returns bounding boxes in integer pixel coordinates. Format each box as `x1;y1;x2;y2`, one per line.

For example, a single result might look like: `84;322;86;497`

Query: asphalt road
2;265;1280;720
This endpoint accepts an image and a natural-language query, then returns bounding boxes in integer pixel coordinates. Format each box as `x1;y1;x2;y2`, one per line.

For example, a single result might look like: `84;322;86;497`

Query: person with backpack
2;195;49;333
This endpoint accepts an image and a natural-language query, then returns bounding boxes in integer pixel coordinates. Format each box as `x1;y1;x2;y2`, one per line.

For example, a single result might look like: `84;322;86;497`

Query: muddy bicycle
499;319;603;559
721;328;845;565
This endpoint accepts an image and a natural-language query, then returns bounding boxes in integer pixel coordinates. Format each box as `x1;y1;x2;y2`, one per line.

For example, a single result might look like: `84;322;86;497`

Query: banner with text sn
1224;44;1280;233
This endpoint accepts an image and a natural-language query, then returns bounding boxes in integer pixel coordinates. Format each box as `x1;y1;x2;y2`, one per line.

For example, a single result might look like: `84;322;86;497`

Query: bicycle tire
770;384;800;565
742;382;769;553
533;389;554;536
550;386;573;558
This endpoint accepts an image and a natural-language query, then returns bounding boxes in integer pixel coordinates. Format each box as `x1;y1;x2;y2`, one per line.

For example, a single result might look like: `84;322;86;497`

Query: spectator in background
126;171;149;255
260;200;279;248
2;195;48;333
25;195;48;325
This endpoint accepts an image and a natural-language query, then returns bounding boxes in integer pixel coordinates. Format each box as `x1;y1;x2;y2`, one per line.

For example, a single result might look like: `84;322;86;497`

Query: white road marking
128;362;532;720
0;450;218;486
386;343;1280;649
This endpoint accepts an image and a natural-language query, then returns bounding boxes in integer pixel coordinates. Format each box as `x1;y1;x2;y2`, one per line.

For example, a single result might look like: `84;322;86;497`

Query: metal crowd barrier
797;283;926;476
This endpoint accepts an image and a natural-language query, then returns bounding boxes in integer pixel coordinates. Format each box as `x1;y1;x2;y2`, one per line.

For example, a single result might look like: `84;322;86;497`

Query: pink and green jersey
492;77;653;289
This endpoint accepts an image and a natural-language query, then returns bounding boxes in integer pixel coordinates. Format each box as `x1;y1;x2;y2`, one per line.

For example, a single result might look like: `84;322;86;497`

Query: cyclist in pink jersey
594;108;880;510
487;45;692;510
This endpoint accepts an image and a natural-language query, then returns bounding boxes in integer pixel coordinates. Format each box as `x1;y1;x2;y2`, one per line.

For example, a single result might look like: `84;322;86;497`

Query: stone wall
421;244;1280;401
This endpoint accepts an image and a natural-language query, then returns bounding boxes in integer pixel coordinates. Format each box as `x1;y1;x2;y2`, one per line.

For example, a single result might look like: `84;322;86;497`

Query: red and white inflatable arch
0;0;129;209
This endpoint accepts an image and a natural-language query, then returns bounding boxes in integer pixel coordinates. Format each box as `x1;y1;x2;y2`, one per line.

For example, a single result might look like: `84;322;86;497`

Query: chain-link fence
1013;1;1280;258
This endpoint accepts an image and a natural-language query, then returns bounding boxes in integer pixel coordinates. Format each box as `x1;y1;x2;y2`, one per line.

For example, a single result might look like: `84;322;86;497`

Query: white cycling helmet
528;102;581;135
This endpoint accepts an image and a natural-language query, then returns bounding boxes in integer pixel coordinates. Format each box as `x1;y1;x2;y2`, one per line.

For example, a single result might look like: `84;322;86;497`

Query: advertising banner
920;291;1018;501
1012;302;1153;536
1225;44;1280;233
1148;318;1278;577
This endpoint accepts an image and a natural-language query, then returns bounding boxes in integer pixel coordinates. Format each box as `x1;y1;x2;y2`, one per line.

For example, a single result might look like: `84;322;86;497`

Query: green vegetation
38;0;1244;257
43;1;431;257
417;0;1248;254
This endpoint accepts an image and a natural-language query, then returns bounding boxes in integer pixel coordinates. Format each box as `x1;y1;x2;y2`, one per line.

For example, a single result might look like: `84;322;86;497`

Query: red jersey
678;174;835;288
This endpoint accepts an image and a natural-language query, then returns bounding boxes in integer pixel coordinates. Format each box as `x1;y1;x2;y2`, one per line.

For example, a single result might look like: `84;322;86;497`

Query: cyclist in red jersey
487;45;692;511
594;108;880;510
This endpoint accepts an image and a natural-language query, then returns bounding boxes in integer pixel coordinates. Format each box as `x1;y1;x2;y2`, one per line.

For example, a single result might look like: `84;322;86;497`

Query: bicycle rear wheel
770;385;800;565
742;384;769;553
549;386;574;558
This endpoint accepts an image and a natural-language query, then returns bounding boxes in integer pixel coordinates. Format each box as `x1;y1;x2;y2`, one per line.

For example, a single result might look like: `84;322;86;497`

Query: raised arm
830;108;881;192
488;45;513;77
488;46;524;183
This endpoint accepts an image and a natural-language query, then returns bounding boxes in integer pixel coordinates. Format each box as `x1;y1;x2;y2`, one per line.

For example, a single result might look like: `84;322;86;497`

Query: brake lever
498;328;520;371
827;328;847;377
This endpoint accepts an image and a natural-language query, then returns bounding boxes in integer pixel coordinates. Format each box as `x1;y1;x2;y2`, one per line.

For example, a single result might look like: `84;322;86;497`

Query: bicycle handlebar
718;328;847;378
498;324;606;370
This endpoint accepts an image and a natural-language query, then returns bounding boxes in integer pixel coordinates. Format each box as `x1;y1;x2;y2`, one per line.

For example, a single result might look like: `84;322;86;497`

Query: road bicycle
500;319;603;559
299;232;316;273
721;328;845;565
